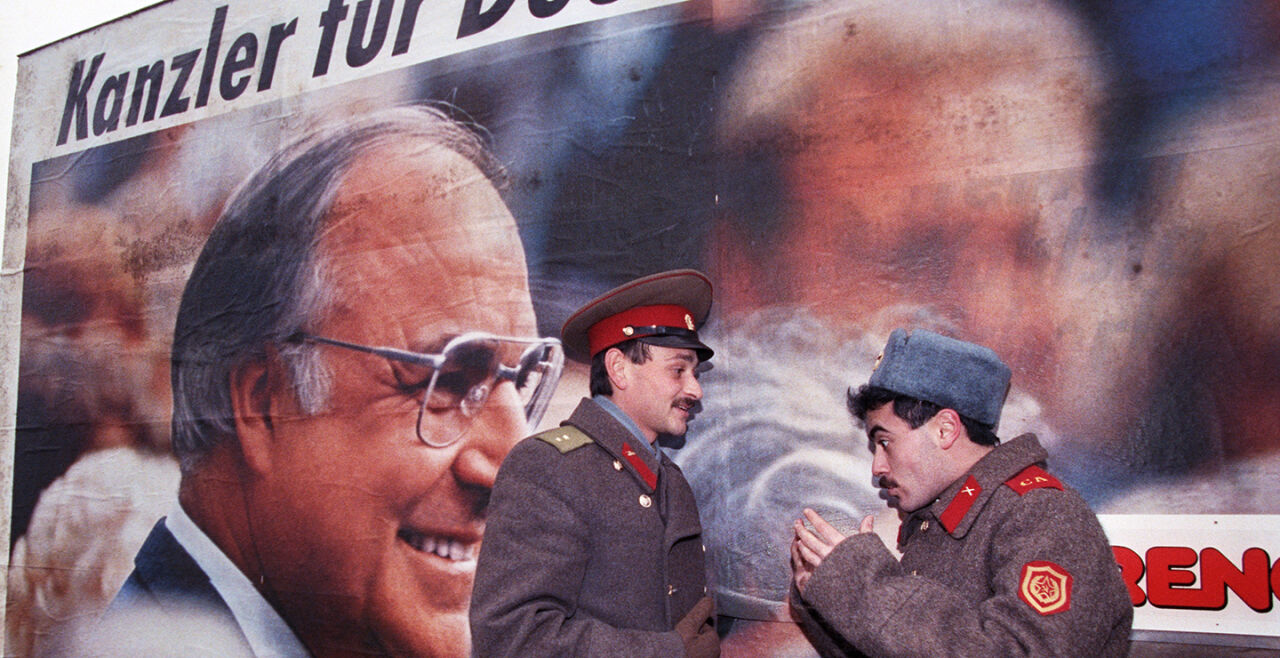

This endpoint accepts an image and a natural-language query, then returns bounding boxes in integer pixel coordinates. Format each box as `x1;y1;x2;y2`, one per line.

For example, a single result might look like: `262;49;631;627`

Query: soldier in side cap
790;329;1132;657
471;270;720;657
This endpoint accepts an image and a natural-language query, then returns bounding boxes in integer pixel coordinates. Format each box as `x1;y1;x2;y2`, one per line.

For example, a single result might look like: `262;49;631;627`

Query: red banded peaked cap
561;269;713;363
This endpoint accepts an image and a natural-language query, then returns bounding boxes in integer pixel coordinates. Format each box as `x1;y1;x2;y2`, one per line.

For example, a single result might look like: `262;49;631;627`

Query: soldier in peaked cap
790;329;1132;657
471;270;720;657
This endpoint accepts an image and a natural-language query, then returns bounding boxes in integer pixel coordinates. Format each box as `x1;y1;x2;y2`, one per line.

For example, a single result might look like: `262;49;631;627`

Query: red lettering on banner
1274;558;1280;602
1116;545;1277;612
1112;546;1146;606
1147;546;1208;608
1203;548;1272;612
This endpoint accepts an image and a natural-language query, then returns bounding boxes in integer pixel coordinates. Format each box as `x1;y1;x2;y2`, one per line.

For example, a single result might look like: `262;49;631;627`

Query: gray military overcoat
795;435;1132;657
470;398;707;656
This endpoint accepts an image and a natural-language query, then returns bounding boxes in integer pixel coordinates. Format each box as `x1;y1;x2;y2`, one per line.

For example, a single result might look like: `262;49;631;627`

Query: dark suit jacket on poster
103;519;256;655
471;397;707;656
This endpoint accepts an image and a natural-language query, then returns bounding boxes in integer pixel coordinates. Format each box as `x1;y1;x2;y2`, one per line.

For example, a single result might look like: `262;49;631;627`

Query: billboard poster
3;0;1278;654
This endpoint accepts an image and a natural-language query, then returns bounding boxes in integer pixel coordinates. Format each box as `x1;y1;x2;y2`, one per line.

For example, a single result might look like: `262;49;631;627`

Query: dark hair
170;106;503;472
846;385;999;446
588;339;652;397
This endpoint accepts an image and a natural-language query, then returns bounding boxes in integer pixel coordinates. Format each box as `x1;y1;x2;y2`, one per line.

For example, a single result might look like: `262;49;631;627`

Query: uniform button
701;544;706;552
920;520;929;532
910;570;919;576
667;585;676;596
612;460;623;471
703;586;707;594
639;494;652;508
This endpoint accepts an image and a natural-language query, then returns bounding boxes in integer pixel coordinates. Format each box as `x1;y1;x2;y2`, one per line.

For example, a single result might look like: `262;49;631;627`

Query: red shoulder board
938;475;982;533
1004;465;1063;496
621;442;657;490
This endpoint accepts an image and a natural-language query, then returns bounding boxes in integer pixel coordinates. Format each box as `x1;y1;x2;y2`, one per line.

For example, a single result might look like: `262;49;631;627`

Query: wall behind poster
0;0;159;259
5;0;1280;655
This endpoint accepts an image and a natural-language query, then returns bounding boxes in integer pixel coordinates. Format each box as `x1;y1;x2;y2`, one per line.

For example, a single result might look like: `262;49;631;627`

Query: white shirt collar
166;503;310;658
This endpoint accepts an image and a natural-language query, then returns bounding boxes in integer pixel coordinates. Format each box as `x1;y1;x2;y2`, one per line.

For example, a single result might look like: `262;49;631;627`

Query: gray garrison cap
868;328;1012;426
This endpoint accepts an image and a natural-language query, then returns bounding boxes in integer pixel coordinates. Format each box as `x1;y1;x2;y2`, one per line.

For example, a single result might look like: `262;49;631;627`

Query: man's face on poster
242;143;537;656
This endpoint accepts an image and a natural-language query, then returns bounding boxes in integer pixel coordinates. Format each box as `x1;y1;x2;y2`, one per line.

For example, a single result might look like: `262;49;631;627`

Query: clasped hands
790;508;874;594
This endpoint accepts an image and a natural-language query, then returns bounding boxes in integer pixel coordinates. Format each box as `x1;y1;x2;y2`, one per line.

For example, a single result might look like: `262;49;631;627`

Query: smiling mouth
397;528;479;563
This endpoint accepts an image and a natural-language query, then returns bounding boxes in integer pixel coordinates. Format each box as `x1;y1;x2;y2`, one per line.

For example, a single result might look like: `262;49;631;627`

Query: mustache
673;397;699;411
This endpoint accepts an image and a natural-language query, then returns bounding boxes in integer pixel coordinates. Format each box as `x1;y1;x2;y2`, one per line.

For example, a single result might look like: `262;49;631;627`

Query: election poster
3;0;1279;654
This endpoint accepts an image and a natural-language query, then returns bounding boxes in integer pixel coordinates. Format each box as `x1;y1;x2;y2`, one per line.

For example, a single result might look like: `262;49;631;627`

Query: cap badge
872;351;884;372
684;314;695;330
622;326;635;336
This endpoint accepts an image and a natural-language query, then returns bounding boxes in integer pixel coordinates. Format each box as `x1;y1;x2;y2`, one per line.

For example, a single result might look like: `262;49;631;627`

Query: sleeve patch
533;426;594;453
1019;560;1073;615
1004;465;1063;496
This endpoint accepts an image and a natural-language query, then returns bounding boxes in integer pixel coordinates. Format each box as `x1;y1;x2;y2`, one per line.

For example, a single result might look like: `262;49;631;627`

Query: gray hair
170;106;504;472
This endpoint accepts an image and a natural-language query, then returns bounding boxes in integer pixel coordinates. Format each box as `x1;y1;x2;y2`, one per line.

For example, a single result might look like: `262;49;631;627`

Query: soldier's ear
934;408;962;450
229;349;285;476
604;347;630;391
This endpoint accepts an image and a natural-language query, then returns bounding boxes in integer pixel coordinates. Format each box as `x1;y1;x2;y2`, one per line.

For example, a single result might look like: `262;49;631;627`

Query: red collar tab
621;442;658;490
1004;465;1063;496
587;304;696;357
938;475;982;534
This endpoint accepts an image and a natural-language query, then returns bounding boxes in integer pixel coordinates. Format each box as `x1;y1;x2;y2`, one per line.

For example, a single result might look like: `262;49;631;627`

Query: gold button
639;494;652;508
623;326;635;336
612;460;622;471
920;520;929;532
667;585;676;596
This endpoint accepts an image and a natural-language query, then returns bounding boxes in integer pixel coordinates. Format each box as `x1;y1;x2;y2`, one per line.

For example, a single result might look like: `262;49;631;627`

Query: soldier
791;329;1132;656
471;269;720;657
